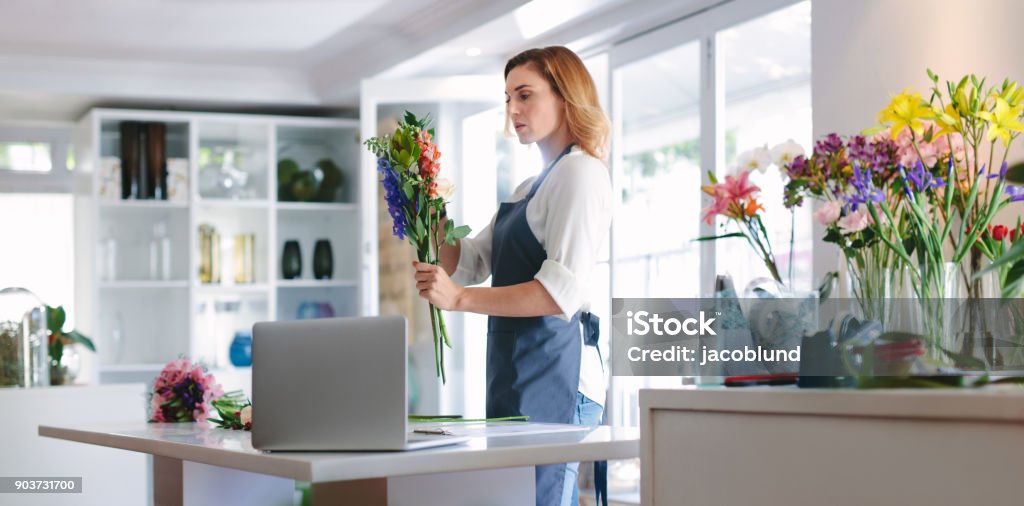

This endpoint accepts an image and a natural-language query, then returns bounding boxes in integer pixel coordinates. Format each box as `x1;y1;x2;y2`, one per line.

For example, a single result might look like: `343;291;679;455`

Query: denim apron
486;144;602;506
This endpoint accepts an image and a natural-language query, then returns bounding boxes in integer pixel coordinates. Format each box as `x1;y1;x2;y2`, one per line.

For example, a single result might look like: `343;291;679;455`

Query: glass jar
0;287;50;387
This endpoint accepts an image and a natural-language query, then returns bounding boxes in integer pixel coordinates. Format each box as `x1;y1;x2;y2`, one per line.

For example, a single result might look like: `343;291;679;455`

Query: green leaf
451;225;471;240
940;345;988;371
926;68;938;83
977;239;1024;278
817;271;838;301
693;232;746;242
1001;260;1024;298
403;180;414;200
859;125;887;136
46;306;66;333
65;330;96;352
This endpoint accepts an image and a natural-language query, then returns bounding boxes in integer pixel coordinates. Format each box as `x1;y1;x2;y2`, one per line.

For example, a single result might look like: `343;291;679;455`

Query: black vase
312;239;333;280
282;240;302;279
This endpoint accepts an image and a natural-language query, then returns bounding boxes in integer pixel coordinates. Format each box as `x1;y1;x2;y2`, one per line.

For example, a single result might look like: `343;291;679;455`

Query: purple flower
377;158;408;240
848;135;898;174
786;154;808;179
814;133;844;157
845;163;886;211
1006;185;1024;203
905;159;946;192
987;161;1008;180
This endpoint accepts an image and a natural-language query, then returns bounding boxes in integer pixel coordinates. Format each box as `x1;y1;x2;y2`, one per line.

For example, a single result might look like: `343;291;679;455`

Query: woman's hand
413;261;465;311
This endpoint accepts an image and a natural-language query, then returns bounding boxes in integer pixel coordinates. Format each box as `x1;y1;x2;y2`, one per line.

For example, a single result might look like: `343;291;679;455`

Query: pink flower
837;208;870;235
814;201;842;225
721;171;760;201
701;196;731;224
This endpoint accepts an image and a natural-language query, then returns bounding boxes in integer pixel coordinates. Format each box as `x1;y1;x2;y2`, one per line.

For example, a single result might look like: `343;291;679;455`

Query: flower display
209;390;252;431
148;357;223;423
365;112;472;384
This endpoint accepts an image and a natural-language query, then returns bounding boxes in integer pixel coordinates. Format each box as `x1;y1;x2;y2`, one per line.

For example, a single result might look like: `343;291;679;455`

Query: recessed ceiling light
465;47;482;57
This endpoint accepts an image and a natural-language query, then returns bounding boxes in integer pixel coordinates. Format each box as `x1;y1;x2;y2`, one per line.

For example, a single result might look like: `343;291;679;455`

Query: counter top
40;421;639;483
641;386;1024;422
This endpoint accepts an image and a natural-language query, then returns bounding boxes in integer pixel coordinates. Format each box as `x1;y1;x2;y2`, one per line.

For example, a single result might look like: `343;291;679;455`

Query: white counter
41;421;638;505
640;386;1024;505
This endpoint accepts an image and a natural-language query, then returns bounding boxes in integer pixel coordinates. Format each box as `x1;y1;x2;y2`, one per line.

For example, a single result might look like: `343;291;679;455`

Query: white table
640;386;1024;505
40;421;638;506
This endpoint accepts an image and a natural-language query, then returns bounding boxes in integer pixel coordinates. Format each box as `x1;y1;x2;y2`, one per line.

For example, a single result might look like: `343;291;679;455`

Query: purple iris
986;161;1009;180
905;159;946;192
1006;185;1024;202
845;163;886;211
378;157;408;240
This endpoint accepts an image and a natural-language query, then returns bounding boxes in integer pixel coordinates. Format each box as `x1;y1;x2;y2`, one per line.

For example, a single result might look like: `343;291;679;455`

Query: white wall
811;0;1024;280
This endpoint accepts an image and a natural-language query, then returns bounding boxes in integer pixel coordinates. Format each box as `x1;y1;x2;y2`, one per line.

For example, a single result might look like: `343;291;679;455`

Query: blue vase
297;300;320;320
229;331;253;367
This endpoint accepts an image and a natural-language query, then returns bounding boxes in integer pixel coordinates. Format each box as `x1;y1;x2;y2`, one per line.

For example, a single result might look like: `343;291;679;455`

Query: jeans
559;392;604;506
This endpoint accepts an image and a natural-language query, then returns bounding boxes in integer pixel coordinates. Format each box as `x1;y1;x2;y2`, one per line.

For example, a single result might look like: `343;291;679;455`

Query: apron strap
580;311;600;347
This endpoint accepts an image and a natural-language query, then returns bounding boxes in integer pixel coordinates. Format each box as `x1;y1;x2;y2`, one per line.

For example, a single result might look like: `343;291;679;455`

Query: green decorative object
315;158;344;202
277;157;343;203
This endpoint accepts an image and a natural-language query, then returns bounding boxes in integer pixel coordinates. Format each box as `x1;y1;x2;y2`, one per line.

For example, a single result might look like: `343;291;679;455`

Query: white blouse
451;146;612;407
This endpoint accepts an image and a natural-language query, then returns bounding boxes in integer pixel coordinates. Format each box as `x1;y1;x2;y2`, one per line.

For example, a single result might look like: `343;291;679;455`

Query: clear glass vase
844;243;891;324
0;287;50;388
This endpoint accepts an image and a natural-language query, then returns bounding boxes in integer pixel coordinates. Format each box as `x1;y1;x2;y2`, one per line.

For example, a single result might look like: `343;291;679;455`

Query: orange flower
744;199;765;217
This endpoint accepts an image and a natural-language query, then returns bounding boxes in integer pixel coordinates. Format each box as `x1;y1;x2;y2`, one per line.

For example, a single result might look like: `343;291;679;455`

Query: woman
412;46;612;506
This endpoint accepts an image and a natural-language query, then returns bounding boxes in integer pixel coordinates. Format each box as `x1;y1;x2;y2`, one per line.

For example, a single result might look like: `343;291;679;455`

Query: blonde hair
504;46;610;161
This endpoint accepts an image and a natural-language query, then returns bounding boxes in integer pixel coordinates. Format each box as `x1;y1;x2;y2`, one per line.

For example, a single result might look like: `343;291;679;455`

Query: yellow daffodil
977;97;1024;146
877;89;933;140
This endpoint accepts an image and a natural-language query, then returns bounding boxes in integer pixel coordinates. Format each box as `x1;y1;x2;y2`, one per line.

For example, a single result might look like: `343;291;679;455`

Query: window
719;1;813;291
0;141;53;172
0;125;76;321
607;0;812;428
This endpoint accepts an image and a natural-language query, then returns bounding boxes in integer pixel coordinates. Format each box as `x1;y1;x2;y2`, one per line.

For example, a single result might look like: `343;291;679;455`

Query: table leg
311;478;387;505
153;455;182;506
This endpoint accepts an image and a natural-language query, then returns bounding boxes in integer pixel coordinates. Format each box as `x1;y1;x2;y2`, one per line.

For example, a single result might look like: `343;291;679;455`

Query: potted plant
46;306;95;385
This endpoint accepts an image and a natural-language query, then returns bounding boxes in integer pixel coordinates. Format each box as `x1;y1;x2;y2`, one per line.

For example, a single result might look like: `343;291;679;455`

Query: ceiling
0;0;723;122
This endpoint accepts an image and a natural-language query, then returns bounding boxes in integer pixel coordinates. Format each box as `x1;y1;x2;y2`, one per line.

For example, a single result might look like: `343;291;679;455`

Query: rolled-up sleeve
451;217;494;286
533;157;612;321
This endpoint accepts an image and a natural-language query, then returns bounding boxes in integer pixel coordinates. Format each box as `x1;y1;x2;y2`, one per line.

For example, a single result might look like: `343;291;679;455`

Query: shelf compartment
194;293;269;369
276;285;359;321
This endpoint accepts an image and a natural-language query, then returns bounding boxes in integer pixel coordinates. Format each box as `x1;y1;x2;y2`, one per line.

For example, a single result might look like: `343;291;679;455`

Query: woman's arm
413;261;561;317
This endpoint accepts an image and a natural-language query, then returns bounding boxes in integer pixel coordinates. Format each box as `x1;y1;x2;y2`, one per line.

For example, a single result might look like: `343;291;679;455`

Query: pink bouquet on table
148;357;223;423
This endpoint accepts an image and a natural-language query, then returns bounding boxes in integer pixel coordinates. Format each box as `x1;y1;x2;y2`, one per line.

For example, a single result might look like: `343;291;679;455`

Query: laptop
251;315;468;451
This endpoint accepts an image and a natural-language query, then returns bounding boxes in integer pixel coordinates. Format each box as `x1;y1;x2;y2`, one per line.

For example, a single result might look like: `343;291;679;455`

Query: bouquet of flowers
209;390;252;431
861;71;1024;304
781;132;907;320
148;357;223;423
365;112;471;384
698;141;804;286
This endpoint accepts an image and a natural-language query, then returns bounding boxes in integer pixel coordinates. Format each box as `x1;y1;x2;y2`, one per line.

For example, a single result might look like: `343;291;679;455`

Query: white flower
771;139;805;167
430;178;456;200
240;406;252;427
735;145;773;174
814;201;842;225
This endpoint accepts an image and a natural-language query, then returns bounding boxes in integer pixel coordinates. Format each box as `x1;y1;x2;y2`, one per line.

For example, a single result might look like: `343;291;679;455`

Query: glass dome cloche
0;287;50;387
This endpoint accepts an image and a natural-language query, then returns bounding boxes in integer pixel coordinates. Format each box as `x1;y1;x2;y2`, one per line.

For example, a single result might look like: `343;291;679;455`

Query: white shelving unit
72;108;373;385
